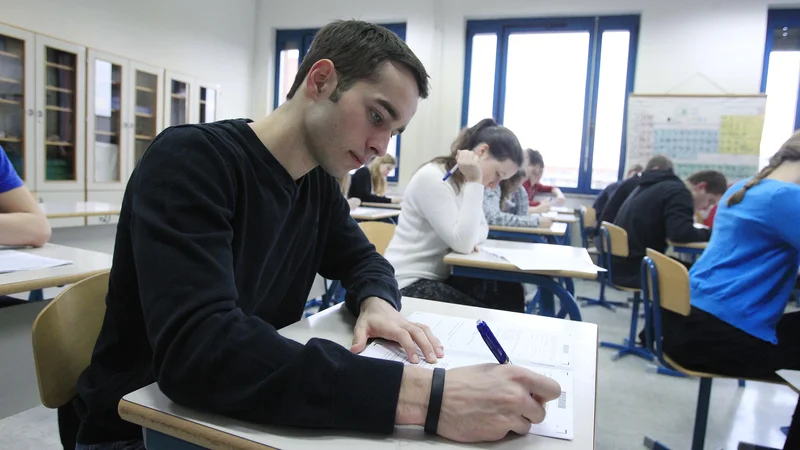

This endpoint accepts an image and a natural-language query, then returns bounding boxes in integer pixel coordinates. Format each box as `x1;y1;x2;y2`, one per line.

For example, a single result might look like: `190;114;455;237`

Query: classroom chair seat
640;250;789;450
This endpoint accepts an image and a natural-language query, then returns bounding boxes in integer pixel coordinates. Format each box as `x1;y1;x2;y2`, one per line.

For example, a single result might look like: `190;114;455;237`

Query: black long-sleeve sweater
73;119;405;444
348;166;391;203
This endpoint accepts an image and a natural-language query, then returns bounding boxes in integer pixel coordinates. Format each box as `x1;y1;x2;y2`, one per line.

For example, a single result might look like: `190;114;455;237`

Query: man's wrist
396;366;432;426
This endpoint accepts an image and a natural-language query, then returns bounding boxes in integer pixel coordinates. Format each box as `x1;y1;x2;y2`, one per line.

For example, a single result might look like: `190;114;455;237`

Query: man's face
303;61;419;178
691;182;721;211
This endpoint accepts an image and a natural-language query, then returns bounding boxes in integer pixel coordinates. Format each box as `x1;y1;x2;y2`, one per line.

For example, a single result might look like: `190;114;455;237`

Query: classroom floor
0;225;795;449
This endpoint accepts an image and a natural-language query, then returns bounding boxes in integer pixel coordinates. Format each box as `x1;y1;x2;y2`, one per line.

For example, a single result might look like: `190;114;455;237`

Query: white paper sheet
479;242;605;274
360;311;575;440
549;222;568;233
0;250;73;274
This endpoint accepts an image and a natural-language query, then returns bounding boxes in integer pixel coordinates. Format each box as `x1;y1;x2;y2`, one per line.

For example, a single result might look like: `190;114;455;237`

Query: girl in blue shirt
661;133;800;449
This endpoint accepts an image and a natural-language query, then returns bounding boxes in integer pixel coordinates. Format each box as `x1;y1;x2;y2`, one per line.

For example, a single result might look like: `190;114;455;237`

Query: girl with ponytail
660;131;800;416
384;118;527;312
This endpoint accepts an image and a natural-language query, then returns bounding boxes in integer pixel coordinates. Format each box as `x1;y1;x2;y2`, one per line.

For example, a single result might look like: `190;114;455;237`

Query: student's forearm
553;187;565;198
0;213;51;247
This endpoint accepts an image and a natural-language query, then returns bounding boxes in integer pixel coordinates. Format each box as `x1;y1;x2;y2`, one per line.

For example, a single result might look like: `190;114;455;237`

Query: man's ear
304;59;338;100
694;181;708;192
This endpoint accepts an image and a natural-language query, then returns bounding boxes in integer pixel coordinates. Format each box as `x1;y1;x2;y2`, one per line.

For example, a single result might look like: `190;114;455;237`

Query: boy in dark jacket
611;169;728;288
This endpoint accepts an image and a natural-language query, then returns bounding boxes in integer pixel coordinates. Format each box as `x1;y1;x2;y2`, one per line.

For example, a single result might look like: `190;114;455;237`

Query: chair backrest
644;248;691;316
581;206;597;229
600;221;629;257
358;221;396;255
31;271;110;408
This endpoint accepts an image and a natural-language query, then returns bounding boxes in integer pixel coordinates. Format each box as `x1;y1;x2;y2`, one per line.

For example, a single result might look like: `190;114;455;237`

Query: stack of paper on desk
0;250;73;274
361;311;575;440
478;241;605;274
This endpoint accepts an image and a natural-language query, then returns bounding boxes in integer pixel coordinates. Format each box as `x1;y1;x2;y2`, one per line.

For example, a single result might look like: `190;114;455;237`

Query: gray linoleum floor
0;224;795;449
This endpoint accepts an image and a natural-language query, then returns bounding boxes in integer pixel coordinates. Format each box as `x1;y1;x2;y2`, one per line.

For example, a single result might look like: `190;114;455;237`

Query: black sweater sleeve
318;180;402;315
348;166;391;203
601;178;639;224
663;186;711;243
130;131;404;434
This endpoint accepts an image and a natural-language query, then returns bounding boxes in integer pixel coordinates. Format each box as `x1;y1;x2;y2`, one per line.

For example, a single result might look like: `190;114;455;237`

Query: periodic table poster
625;94;767;183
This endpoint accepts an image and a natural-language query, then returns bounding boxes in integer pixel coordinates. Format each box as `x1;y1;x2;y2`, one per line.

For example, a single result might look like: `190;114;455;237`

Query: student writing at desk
522;149;565;213
611;168;727;289
349;153;401;204
337;173;361;210
483;169;553;229
592;163;643;223
597;155;673;228
660;133;800;449
0;146;51;248
70;21;559;450
385;118;528;312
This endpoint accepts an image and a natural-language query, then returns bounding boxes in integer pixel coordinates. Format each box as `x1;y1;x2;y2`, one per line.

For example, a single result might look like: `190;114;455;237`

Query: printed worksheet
360;311;574;440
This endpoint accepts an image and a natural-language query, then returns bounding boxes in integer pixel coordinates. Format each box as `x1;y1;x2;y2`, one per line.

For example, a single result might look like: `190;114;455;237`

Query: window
761;10;800;168
462;16;640;193
275;24;406;182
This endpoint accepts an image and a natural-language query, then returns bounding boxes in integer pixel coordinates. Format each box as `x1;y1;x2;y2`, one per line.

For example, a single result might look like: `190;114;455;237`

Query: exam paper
360;312;575;440
0;250;73;274
479;242;605;274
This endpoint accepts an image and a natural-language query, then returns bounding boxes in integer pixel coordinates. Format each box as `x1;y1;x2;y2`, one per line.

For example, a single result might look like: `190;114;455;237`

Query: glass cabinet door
35;35;85;191
198;86;217;123
165;72;190;127
134;68;160;163
87;50;129;190
0;26;34;186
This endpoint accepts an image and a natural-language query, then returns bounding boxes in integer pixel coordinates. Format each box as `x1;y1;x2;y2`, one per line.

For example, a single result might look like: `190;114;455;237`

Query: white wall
2;0;258;119
253;0;800;186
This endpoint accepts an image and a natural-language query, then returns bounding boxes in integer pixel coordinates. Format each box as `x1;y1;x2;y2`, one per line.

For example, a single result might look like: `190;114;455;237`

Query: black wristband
424;368;446;434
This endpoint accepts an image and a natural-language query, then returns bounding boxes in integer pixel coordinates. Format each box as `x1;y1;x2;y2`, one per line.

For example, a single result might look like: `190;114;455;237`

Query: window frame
761;9;800;132
274;23;407;183
461;15;640;194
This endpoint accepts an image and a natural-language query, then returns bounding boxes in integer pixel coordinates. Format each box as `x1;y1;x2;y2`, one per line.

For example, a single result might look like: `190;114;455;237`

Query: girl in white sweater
384;118;526;312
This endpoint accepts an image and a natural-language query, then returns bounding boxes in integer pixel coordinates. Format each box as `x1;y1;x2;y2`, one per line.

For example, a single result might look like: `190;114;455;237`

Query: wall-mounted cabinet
0;21;220;228
87;50;164;191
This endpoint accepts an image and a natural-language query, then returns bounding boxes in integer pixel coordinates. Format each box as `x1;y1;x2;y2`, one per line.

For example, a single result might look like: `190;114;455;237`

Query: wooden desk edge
0;269;110;296
444;255;598;280
360;202;402;210
667;240;707;250
46;211;121;219
488;226;565;236
119;399;277;450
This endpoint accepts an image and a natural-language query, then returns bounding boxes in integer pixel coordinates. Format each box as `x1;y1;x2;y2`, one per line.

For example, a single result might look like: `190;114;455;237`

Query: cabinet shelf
45;62;74;71
135;112;154;118
0;50;21;59
95;130;118;136
0;77;21;84
0;137;22;143
0;98;22;106
46;106;73;113
135;134;154;140
46;85;73;94
170;94;186;99
136;86;155;93
45;141;73;146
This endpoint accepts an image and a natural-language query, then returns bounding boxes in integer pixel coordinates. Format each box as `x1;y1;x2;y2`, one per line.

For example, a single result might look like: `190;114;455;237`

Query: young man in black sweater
69;20;560;450
611;169;728;288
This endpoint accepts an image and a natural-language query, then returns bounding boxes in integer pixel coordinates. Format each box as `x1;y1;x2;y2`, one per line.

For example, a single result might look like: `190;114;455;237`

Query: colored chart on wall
625;94;767;182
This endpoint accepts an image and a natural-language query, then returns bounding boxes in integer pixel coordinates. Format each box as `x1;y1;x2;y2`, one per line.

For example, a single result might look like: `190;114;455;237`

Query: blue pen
442;164;459;181
476;320;512;364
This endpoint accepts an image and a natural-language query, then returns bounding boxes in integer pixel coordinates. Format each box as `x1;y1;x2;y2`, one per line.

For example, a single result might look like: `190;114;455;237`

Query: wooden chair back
31;271;110;408
645;248;691;316
581;206;597;229
358;221;396;255
600;221;629;257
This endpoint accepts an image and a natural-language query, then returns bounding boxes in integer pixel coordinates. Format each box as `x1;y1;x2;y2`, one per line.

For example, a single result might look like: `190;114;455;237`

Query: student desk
489;222;568;245
360;202;402;210
119;297;599;450
667;240;707;257
444;240;599;321
40;201;121;221
540;212;578;224
0;244;112;301
350;207;400;223
549;206;576;214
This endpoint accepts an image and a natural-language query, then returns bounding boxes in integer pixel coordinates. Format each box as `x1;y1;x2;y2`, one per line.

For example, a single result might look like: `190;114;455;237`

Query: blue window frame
760;9;800;167
462;15;640;194
275;24;406;182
